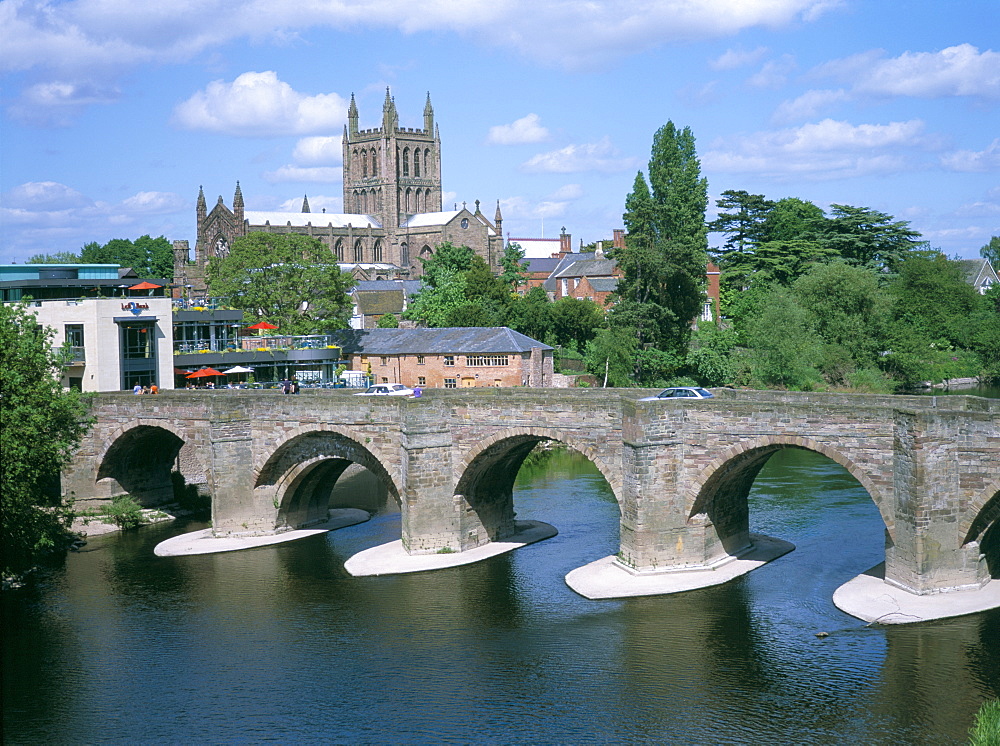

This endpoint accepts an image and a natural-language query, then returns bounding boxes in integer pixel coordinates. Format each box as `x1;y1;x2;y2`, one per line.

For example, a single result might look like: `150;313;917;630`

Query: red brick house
329;327;553;388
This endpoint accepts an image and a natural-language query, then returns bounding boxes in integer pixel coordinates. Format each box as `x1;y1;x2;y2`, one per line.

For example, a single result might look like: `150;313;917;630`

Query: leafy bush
103;496;147;530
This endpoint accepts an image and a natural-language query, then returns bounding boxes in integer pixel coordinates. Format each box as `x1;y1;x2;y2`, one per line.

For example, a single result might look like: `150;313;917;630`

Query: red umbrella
130;281;162;290
247;321;279;330
186;367;225;378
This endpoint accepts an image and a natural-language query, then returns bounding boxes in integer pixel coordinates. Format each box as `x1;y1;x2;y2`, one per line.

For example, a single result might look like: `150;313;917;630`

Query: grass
970;699;1000;746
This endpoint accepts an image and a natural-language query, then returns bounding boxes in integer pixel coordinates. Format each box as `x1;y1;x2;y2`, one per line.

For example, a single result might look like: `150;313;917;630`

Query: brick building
329;327;553;388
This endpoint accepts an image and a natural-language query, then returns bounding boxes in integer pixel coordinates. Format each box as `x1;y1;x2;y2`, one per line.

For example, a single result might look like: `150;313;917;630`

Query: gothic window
371;149;378;177
214;235;229;258
354;240;364;263
414;149;420;177
362;154;368;178
405;188;412;213
419;245;433;261
400;242;409;267
372;240;383;263
334;240;344;261
402;148;409;176
424;148;430;175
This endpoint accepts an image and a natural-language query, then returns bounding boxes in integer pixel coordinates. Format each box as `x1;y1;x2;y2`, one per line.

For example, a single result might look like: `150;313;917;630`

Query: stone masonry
63;388;999;595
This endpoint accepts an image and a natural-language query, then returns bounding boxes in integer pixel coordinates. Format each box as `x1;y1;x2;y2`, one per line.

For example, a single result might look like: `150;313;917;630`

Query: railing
54;345;85;363
174;334;339;354
172;297;232;311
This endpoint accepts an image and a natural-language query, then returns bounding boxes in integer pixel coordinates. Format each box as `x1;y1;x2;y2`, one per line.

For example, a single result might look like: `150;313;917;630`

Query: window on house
381;357;388;365
381;377;388;384
417;376;426;386
466;355;509;366
417;355;425;365
443;355;455;366
444;378;457;388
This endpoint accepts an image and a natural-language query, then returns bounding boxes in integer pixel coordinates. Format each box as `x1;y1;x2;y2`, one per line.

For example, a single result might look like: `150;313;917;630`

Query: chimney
613;229;625;249
559;226;571;256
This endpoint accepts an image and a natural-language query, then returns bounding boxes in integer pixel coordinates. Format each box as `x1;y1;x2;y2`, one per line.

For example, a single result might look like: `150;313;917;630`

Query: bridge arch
96;421;206;505
959;482;1000;577
686;436;893;556
455;427;621;542
254;425;401;530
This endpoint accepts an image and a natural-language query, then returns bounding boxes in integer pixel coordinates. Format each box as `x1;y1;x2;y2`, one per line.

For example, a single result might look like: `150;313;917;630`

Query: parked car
354;383;415;397
639;387;714;401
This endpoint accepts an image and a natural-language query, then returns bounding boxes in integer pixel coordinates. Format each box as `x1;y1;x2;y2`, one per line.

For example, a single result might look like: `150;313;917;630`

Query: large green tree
1;303;91;580
611;121;708;373
27;251;81;264
206;232;353;334
709;189;774;260
823;205;927;275
80;235;174;278
980;235;1000;266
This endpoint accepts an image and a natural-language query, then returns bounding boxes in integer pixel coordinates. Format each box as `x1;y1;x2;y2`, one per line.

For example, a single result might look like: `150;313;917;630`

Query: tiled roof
329;327;552;355
353;280;423;295
956;258;998;287
402;210;462;228
553;258;618;278
588;277;618;292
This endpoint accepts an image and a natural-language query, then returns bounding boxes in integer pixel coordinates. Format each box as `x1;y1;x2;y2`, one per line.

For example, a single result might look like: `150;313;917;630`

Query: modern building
1;264;174;392
329;327;553;388
175;90;505;296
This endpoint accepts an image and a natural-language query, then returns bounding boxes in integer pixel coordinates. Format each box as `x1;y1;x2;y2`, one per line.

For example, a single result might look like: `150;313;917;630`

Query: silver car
639;386;714;401
354;383;415;397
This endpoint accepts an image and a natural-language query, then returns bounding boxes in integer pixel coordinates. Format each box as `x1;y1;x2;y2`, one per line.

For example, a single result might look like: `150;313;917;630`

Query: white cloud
773;89;849;122
292;136;344;165
487;113;550;145
172;72;348;136
0;181;188;260
522;137;639;173
940;139;1000;173
703;119;932;180
816;44;1000;99
500;195;569;220
710;46;769;71
263;165;342;183
747;54;796;88
8;80;120;125
548;184;584;200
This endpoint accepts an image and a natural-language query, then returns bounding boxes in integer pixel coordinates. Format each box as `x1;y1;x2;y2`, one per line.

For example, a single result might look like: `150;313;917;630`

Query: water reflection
3;447;998;744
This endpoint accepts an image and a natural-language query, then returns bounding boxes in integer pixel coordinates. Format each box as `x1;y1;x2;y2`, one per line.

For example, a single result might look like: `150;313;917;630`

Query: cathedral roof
402;210;463;228
244;211;381;229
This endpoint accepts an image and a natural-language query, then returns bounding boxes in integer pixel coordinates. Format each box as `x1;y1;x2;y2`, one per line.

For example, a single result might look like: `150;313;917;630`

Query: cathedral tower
342;88;442;229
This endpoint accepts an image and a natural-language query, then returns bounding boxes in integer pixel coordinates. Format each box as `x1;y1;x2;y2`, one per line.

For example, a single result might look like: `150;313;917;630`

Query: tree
27;251;81;264
823;205;928;275
611;122;708;366
508;286;552;343
759;197;825;244
709;190;774;260
419;242;475;288
376;313;399;328
403;268;469;327
498;242;529;291
980;236;1000;266
1;303;91;579
80;235;174;278
584;328;638;387
744;288;824;389
548;296;606;352
206;232;353;334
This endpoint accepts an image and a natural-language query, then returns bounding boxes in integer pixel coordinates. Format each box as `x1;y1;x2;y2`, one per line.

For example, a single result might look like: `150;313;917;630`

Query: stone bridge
63;389;1000;596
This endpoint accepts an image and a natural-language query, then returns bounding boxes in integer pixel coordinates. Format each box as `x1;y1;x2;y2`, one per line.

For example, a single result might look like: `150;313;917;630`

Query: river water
4;446;999;744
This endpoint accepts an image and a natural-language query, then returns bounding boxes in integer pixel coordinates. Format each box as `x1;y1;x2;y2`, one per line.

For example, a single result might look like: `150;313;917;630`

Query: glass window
65;324;84;348
444;378;457;388
417;376;426;386
443;355;455;366
122;324;153;358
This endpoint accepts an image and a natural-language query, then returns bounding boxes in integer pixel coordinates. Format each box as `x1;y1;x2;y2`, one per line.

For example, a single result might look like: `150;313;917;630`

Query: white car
639;386;715;401
354;383;415;397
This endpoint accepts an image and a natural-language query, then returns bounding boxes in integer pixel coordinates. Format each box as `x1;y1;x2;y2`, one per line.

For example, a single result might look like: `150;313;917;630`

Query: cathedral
174;90;505;295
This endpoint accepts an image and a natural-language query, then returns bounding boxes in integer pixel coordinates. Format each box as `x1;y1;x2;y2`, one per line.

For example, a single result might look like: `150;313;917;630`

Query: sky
1;0;998;264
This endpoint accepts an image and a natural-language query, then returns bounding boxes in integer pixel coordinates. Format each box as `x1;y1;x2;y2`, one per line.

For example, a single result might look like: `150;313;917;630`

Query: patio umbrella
186;367;224;378
129;281;162;296
174;368;194;375
222;366;254;374
247;321;278;330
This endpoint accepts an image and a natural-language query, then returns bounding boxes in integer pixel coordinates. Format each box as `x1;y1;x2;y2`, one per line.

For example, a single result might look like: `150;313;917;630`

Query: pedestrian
133;382;142;395
412;386;422;398
142;385;151;395
282;378;291;394
291;378;300;394
150;383;159;395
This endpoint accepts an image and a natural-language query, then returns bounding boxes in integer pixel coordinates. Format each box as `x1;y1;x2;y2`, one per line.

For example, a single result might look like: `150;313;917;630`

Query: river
4;443;999;743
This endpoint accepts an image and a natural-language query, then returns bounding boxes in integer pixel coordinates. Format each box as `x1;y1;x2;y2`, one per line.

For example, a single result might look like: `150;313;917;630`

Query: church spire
381;87;397;133
233;181;244;222
197;185;206;220
348;93;359;136
495;199;503;234
301;194;311;213
423;91;434;133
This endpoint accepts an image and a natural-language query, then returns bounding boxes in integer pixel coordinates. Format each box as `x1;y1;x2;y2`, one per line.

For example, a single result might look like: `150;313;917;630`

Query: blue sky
1;0;997;264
